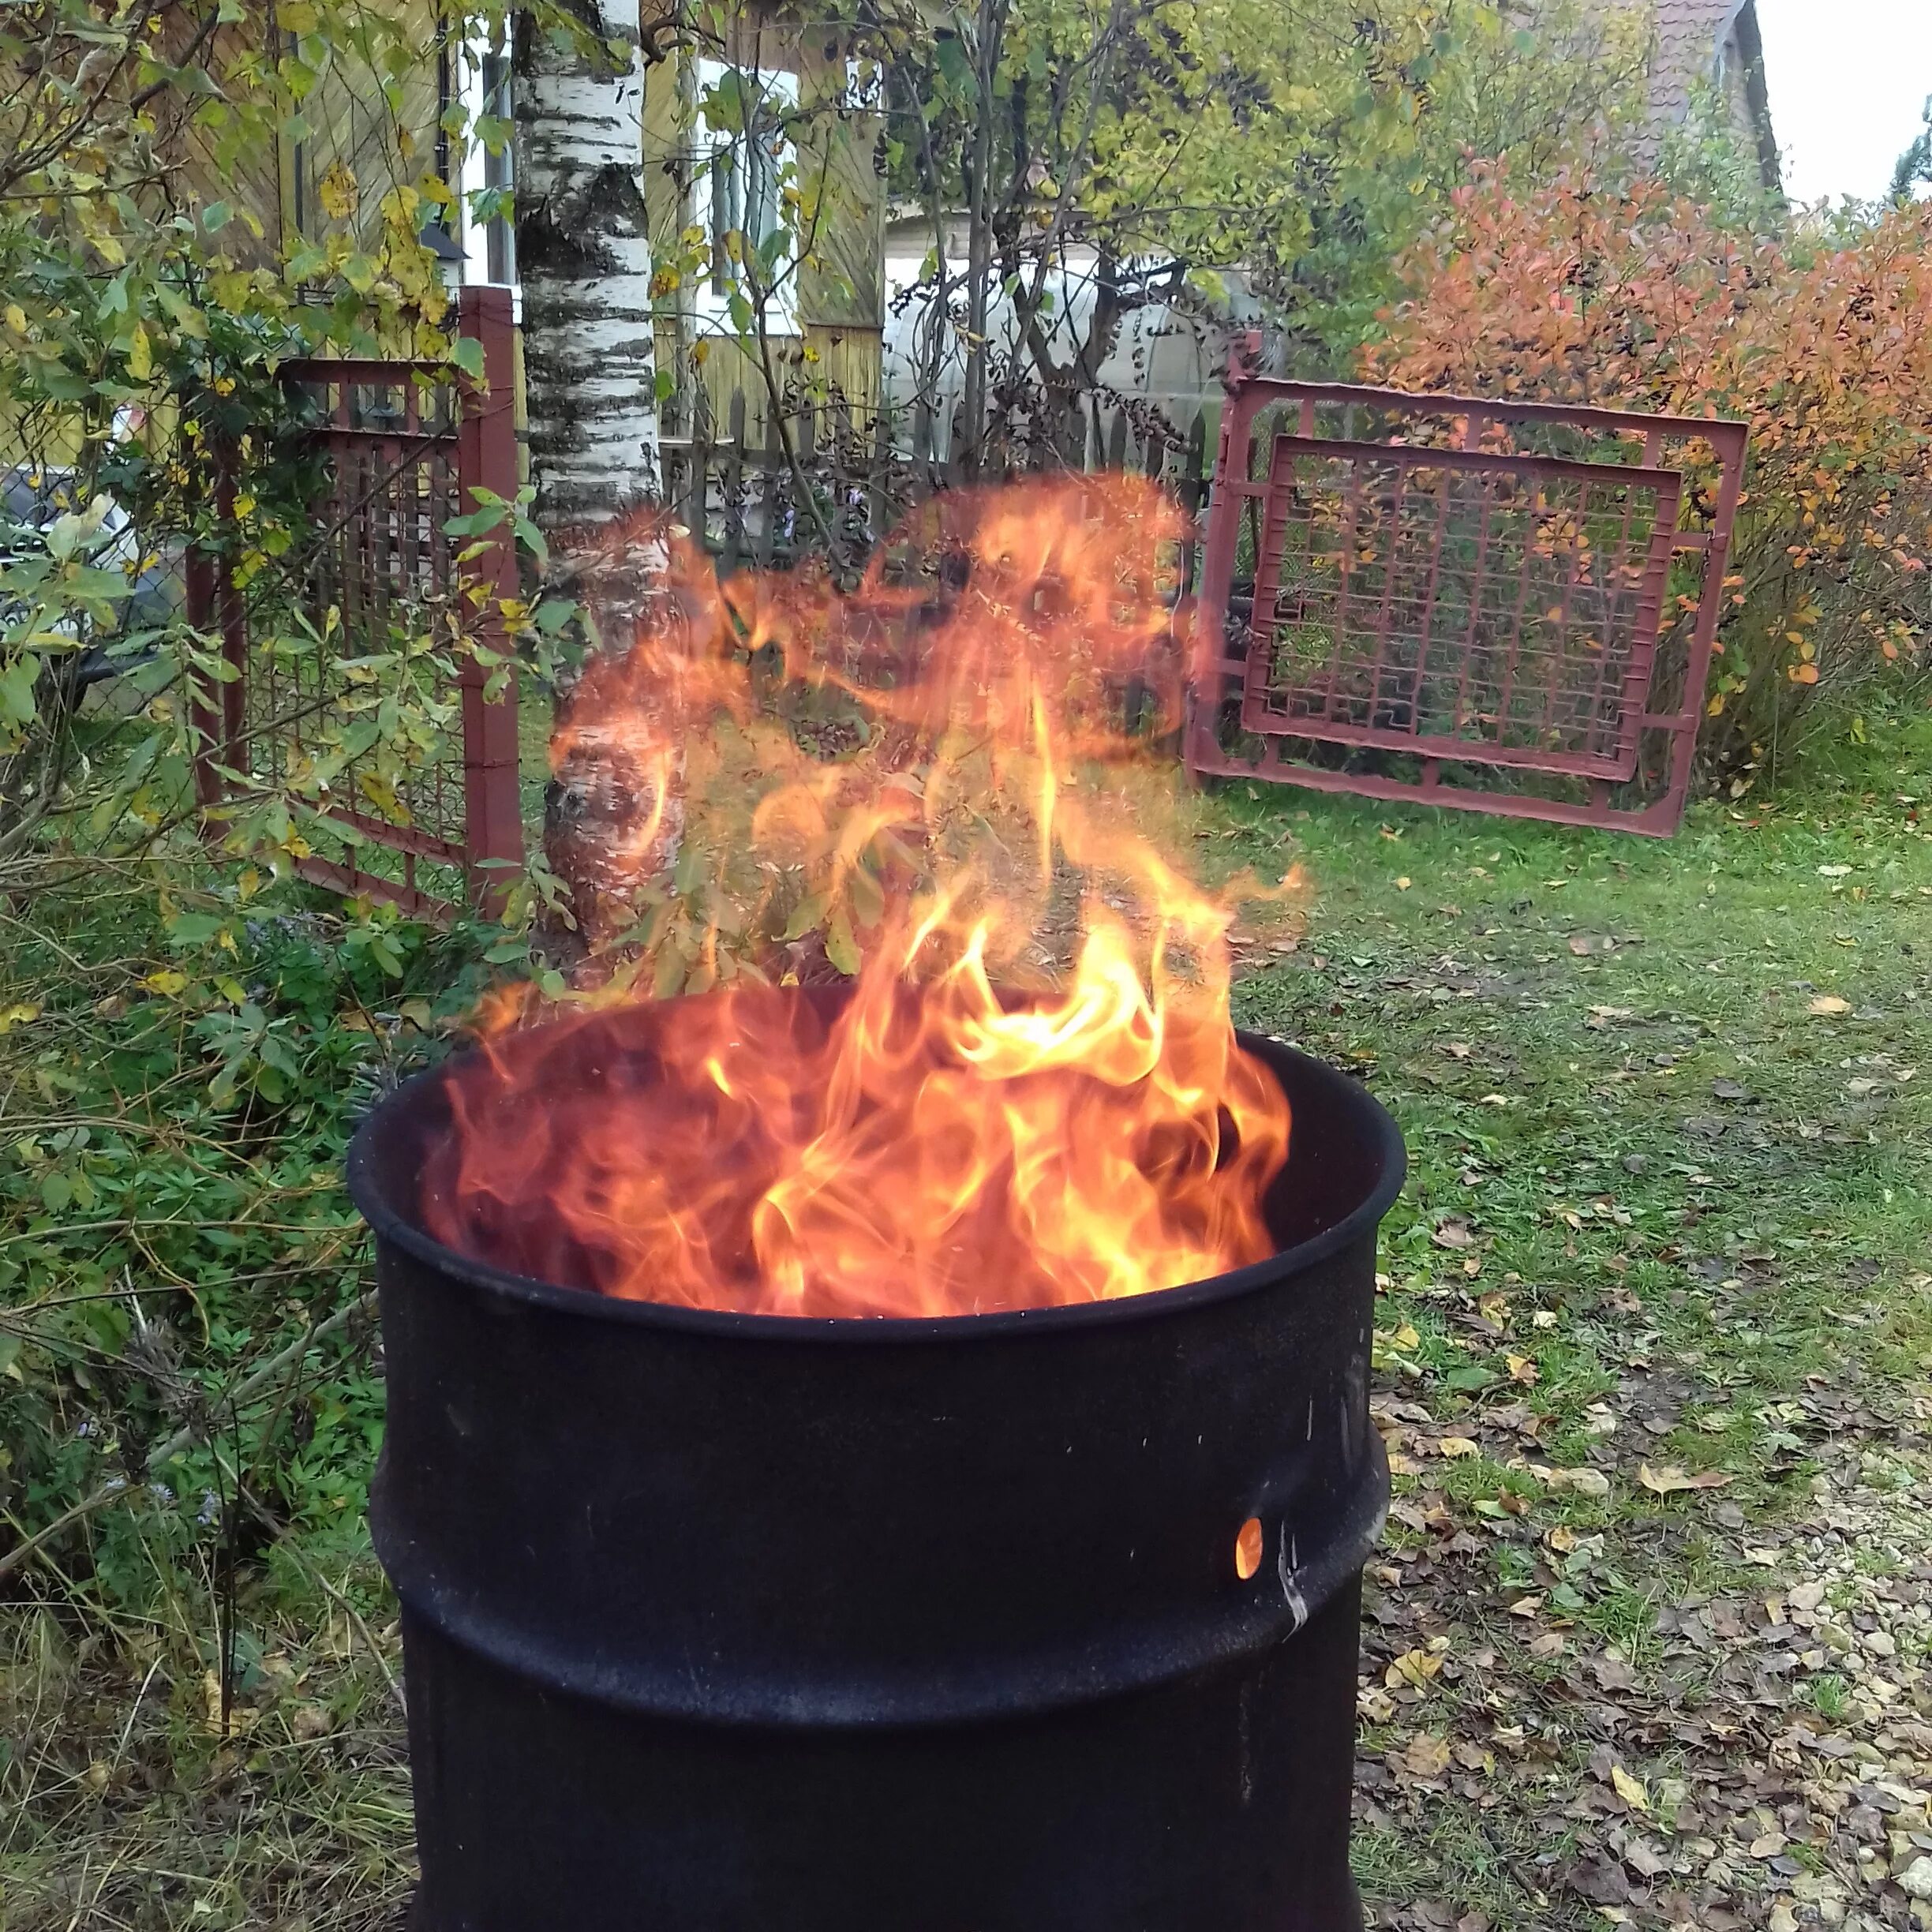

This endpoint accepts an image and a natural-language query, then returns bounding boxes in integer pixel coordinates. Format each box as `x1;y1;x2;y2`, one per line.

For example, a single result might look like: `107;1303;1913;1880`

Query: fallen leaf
1400;1732;1451;1779
1626;1840;1668;1879
1505;1352;1540;1386
1816;863;1852;878
1386;1648;1445;1690
1611;1763;1650;1811
1436;1436;1480;1459
1639;1464;1735;1496
1809;994;1851;1015
1541;1465;1612;1498
290;1703;334;1741
1431;1218;1476;1251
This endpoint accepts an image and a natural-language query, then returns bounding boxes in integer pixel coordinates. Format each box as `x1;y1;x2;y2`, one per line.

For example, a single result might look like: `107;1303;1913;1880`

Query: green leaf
781;891;829;942
848;864;886;930
825;907;861;976
672;840;706;897
449;335;486;381
653;945;689;998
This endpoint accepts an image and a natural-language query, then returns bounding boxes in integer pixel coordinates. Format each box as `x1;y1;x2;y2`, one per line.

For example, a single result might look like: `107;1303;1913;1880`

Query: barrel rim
346;1026;1406;1342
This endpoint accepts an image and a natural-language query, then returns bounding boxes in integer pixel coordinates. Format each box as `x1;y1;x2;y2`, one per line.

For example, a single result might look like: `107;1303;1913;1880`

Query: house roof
1595;0;1781;189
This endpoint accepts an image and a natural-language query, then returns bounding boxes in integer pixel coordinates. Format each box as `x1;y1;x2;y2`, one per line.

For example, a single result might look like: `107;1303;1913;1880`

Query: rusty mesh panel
1237;437;1682;783
253;371;469;908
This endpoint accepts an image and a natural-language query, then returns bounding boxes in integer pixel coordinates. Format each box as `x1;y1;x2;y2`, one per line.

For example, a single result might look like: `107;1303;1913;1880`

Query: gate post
455;284;525;918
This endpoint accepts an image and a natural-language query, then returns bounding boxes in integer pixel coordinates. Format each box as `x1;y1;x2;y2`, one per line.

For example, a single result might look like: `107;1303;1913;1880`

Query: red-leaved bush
1365;165;1932;775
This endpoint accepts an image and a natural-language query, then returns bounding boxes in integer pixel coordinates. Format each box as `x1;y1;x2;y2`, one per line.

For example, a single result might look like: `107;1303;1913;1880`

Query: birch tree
515;2;673;528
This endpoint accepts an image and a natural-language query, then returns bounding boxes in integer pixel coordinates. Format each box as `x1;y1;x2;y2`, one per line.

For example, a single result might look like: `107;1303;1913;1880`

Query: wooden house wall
646;9;886;437
159;4;443;275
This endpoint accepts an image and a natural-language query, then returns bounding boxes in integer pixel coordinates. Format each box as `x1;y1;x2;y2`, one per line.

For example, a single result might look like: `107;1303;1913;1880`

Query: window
455;25;516;293
693;59;799;331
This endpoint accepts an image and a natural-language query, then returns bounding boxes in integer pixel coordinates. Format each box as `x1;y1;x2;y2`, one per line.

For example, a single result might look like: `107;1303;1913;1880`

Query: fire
422;475;1297;1318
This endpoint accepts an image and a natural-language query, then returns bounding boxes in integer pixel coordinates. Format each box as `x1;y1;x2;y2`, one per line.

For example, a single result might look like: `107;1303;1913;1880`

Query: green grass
1214;746;1932;1928
2;728;1930;1930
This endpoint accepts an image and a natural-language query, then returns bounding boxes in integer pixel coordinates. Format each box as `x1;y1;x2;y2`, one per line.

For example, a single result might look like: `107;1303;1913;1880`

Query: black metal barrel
349;1007;1404;1932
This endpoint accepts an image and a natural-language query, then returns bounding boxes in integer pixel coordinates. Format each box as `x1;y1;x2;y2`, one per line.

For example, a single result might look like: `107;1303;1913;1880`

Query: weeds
3;723;1930;1927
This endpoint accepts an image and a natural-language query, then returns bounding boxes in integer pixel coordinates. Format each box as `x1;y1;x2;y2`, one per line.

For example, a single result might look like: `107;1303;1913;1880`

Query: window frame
450;20;518;303
690;56;801;335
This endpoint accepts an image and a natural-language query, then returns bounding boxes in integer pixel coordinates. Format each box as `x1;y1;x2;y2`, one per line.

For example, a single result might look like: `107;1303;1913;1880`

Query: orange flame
424;475;1296;1318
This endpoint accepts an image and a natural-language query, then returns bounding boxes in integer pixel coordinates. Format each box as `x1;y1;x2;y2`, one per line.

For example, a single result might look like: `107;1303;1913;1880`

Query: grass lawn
2;736;1930;1930
1219;750;1932;1931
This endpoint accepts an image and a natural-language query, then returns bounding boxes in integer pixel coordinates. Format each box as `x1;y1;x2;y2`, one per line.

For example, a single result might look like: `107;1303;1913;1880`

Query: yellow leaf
1385;1648;1445;1690
1639;1463;1733;1495
0;1002;39;1034
1541;1465;1611;1497
1506;1352;1540;1385
5;303;26;333
1809;994;1851;1016
1611;1763;1649;1811
1436;1436;1479;1459
317;160;361;223
127;324;152;381
144;970;189;997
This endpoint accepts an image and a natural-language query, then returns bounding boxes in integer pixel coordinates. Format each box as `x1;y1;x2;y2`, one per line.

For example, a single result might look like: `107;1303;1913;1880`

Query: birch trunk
517;5;676;961
515;2;660;529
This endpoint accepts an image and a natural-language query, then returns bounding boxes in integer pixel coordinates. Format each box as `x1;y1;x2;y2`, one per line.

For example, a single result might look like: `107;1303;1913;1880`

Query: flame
422;476;1297;1318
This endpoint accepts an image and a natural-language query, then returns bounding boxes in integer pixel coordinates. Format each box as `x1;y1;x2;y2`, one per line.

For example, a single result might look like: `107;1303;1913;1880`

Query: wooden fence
658;387;1219;585
188;286;523;919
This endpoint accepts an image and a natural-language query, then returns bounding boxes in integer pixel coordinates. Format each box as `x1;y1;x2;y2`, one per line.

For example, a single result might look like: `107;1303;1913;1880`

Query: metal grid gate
189;286;523;916
1188;380;1748;834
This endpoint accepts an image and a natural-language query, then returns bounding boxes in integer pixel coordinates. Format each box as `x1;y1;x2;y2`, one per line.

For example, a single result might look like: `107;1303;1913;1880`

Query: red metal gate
190;285;523;916
1188;380;1747;834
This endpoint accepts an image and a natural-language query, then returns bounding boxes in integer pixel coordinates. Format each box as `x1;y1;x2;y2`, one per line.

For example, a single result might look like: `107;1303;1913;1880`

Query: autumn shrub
1365;166;1932;780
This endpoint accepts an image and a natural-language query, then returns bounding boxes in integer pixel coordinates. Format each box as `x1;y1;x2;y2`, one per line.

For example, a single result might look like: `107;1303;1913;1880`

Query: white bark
516;2;661;529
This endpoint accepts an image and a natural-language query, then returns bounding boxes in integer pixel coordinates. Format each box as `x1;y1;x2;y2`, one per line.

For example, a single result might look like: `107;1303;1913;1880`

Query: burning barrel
349;991;1403;1932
